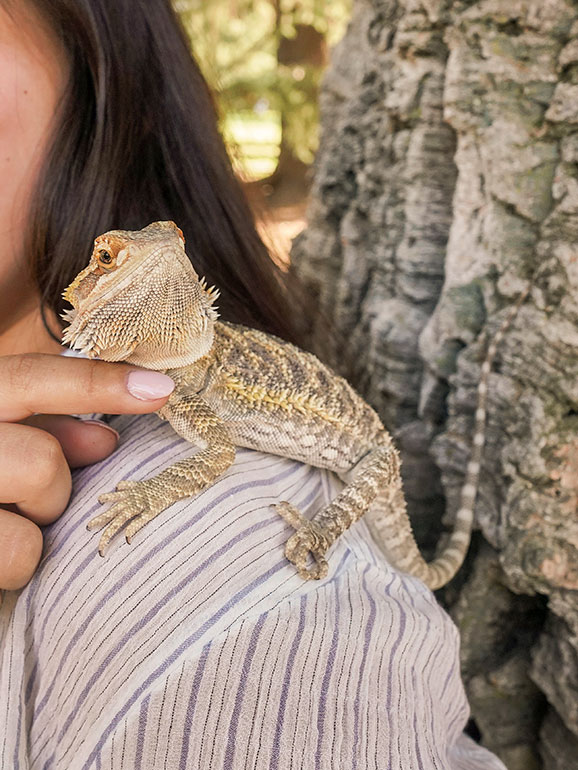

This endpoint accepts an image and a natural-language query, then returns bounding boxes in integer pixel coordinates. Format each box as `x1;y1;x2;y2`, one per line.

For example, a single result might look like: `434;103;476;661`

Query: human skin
0;3;175;590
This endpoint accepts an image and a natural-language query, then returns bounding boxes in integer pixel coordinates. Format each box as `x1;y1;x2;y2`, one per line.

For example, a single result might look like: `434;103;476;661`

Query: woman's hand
0;354;175;590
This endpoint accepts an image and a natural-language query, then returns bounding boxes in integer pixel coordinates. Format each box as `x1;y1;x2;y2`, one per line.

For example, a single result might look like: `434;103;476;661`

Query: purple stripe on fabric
26;419;170;604
419;606;447;770
78;560;287;770
440;656;458;705
26;462;300;710
76;417;161;486
223;614;267;769
407;596;430;770
30;470;321;763
9;616;22;770
1;619;18;769
197;631;235;764
269;595;307;770
330;570;358;768
179;644;211;769
413;707;426;770
40;755;54;770
24;425;178;647
371;582;393;770
24;431;184;675
12;707;21;770
35;512;277;727
2;620;19;770
46;434;183;565
315;578;341;770
302;580;332;755
446;692;470;740
384;574;407;770
253;612;296;769
351;566;377;770
134;692;150;769
240;613;284;770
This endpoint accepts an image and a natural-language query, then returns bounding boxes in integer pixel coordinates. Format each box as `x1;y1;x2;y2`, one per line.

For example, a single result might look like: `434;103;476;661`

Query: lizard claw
125;513;157;543
88;480;160;555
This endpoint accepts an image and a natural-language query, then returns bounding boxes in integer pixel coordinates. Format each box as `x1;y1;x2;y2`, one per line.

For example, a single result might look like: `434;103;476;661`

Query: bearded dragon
62;221;526;588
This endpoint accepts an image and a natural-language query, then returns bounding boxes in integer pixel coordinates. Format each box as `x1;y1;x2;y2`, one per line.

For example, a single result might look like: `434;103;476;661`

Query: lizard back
197;321;385;474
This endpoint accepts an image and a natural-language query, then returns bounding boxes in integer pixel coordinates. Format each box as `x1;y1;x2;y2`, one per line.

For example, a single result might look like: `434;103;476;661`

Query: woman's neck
0;302;63;357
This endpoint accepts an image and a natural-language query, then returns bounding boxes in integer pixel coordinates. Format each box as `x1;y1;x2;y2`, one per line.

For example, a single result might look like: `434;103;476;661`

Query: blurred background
175;0;351;263
177;4;578;767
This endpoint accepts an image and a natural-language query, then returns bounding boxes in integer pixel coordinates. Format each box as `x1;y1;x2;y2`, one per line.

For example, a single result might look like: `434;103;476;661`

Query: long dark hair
15;0;311;344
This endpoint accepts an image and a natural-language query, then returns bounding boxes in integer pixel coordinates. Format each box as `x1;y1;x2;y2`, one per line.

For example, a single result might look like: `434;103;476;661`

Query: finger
0;354;175;422
0;510;43;591
23;415;119;468
0;423;71;524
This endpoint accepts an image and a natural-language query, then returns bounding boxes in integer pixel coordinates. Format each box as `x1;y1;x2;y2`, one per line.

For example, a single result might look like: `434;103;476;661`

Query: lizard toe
96;504;145;555
272;501;308;531
88;500;127;530
285;527;329;581
125;512;156;543
97;490;125;505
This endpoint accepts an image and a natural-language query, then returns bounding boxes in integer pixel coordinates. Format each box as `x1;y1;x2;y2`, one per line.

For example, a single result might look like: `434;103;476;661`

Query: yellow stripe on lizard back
223;375;345;426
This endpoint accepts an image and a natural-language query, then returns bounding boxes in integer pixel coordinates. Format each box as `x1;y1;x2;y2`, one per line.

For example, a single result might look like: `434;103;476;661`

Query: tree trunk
291;1;578;768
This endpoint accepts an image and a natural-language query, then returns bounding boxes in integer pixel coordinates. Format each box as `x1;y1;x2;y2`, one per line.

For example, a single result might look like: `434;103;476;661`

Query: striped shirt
0;411;506;770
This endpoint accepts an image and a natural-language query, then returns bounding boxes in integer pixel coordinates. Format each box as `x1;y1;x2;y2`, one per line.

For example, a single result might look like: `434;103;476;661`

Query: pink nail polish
80;420;120;439
126;371;175;401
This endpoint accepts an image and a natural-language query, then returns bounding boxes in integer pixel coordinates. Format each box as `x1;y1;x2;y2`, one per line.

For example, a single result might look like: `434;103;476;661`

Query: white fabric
0;413;506;770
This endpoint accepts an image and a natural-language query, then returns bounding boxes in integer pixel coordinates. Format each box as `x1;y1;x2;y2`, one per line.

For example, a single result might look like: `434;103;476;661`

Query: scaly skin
62;221;524;588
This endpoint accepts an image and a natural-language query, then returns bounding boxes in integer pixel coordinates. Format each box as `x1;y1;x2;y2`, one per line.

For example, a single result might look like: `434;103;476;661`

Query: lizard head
62;220;219;368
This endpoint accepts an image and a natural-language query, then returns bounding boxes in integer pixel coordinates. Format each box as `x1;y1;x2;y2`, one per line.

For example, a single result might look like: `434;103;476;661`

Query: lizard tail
368;285;531;590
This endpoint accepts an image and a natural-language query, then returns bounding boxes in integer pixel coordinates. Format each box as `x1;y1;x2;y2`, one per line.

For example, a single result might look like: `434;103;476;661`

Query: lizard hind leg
274;502;331;580
275;437;401;580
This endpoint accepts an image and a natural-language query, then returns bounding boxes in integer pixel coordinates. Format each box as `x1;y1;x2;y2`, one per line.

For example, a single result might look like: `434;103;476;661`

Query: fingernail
80;419;120;439
126;371;175;401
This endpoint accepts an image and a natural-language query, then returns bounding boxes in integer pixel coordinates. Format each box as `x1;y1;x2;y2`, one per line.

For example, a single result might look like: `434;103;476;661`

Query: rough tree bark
291;1;578;768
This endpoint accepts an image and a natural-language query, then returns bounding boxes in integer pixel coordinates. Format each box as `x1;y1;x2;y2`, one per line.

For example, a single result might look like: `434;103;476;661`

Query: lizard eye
97;249;113;265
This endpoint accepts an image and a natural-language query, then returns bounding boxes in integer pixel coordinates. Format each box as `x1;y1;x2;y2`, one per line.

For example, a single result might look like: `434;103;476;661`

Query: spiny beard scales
62;257;219;370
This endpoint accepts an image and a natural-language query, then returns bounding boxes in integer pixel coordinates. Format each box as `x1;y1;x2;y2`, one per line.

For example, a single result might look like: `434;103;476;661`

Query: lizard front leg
88;394;235;555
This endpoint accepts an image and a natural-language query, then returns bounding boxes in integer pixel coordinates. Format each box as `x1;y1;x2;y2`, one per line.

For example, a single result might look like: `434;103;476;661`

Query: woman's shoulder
36;412;362;620
46;411;334;563
0;413;493;770
34;412;446;630
24;412;444;640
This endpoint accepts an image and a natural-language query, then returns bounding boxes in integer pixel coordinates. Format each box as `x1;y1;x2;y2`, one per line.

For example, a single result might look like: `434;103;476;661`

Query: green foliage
174;0;351;178
277;0;351;42
223;111;281;177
